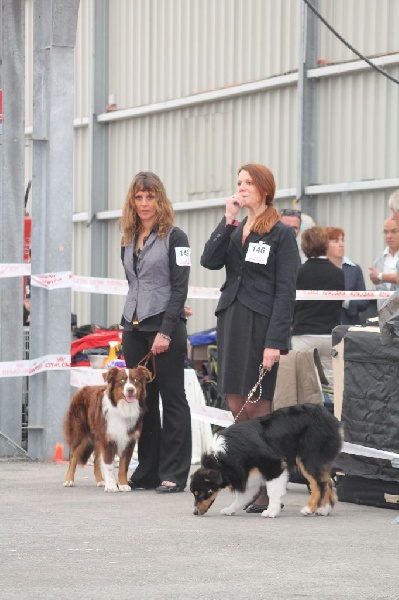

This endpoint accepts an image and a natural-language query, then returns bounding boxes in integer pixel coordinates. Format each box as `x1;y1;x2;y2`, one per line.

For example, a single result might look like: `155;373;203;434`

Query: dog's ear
205;468;223;488
103;367;119;383
195;466;223;488
136;365;152;382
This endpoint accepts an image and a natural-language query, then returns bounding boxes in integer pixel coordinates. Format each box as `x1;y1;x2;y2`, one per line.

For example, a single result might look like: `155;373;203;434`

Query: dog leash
234;363;266;423
134;351;156;382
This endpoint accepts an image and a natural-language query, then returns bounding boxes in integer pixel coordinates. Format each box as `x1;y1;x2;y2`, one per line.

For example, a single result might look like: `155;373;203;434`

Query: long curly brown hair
119;172;174;246
238;163;280;235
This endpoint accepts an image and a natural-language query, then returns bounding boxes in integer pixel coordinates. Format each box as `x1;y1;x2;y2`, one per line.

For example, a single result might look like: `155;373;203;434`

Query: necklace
135;232;151;257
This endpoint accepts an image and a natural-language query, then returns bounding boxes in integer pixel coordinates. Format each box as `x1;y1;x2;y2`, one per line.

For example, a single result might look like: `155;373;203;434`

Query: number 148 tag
245;242;270;265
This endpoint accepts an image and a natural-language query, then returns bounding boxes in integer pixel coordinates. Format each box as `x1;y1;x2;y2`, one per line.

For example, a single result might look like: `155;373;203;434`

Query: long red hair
238;163;280;234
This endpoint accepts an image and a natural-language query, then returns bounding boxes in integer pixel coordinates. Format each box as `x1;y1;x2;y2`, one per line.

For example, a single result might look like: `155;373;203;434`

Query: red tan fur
63;366;151;492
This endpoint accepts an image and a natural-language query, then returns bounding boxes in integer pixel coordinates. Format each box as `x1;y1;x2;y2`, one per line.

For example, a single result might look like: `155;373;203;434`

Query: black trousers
122;321;192;489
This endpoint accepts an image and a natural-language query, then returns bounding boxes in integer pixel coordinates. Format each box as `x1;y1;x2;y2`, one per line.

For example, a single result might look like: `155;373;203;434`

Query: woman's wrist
224;214;238;226
159;332;171;342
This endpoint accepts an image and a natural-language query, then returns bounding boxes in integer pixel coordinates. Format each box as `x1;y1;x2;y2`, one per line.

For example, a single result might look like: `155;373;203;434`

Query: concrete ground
0;458;398;600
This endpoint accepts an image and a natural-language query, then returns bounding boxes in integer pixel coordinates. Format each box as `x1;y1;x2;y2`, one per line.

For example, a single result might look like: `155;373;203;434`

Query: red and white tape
2;356;399;461
0;263;31;278
0;354;70;378
0;263;394;300
68;368;399;459
31;272;73;289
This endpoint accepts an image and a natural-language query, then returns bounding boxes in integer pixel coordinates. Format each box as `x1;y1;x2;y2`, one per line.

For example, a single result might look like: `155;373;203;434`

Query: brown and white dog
63;366;151;492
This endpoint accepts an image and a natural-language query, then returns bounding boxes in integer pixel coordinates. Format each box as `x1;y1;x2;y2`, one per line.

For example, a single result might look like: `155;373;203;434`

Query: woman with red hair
201;163;299;512
326;227;369;325
291;227;345;373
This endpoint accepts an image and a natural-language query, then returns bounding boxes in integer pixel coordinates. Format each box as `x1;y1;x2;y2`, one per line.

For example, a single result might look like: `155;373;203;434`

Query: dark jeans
122;321;192;489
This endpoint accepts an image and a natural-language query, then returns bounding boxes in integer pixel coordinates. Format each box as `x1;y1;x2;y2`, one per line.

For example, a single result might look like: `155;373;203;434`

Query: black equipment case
332;325;399;510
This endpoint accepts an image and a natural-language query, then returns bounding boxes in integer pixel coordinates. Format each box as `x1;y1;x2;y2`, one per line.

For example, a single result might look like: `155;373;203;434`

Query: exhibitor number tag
245;242;270;265
175;247;191;266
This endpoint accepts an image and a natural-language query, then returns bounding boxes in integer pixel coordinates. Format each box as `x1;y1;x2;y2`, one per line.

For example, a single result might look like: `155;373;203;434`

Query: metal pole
0;0;25;456
297;0;319;219
28;0;80;459
88;0;109;327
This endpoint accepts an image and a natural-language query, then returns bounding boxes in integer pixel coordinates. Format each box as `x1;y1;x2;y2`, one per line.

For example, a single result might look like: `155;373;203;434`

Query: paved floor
1;458;398;600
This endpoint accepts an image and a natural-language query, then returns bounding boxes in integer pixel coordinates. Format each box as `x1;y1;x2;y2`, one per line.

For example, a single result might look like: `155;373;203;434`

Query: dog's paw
104;484;120;493
96;480;105;487
315;503;332;516
63;480;75;487
261;507;280;518
301;505;315;516
221;507;237;516
118;484;131;492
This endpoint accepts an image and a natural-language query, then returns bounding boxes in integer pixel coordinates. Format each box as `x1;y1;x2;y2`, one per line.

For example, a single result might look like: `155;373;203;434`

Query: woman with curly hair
120;171;191;494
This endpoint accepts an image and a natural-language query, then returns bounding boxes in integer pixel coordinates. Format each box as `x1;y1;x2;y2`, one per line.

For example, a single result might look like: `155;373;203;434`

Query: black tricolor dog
190;403;342;517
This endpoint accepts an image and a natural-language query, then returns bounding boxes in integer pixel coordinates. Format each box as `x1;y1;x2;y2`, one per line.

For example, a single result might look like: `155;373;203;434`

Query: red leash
134;351;156;382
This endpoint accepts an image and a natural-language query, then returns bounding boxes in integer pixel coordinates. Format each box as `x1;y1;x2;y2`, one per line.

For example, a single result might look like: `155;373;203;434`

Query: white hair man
388;189;399;283
369;217;399;306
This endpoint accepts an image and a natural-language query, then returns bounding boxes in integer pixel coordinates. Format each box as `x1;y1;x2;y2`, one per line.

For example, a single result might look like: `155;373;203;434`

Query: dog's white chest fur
102;395;140;454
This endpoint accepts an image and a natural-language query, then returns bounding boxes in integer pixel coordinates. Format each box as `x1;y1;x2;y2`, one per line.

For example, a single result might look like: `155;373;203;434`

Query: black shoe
128;481;157;491
155;484;184;494
246;503;284;513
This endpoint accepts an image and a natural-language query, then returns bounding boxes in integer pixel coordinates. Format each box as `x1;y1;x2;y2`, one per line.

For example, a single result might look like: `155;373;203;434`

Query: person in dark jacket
292;226;345;372
120;171;191;494
201;163;299;512
326;227;369;325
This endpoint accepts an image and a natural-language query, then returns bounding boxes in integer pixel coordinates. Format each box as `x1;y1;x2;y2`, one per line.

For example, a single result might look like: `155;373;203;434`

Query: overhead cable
302;0;399;85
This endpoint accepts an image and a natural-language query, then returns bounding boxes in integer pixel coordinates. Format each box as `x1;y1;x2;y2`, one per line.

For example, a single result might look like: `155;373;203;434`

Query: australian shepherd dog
190;403;342;517
63;366;151;492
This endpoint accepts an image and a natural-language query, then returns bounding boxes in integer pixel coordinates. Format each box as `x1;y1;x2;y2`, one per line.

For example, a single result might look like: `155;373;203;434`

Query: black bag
336;475;399;510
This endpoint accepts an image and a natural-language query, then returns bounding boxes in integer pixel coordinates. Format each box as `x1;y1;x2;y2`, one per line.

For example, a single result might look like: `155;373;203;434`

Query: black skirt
217;300;279;400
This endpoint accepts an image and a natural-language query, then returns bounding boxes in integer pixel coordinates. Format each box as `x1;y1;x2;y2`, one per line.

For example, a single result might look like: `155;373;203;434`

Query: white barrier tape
342;442;399;461
0;264;395;300
296;289;393;301
70;368;234;427
0;354;70;378
72;275;128;295
31;272;73;289
68;373;399;457
70;367;105;388
190;404;234;427
5;356;399;460
187;286;221;300
0;263;31;278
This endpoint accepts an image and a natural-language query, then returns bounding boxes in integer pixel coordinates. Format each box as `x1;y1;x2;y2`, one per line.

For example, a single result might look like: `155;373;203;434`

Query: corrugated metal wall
24;0;399;334
318;0;399;60
107;0;299;108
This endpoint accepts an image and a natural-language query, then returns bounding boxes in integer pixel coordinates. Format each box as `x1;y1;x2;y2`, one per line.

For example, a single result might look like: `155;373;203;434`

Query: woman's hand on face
263;348;280;371
151;332;170;355
225;194;245;221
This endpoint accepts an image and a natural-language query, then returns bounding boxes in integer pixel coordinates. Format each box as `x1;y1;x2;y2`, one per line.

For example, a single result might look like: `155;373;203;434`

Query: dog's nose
193;507;199;516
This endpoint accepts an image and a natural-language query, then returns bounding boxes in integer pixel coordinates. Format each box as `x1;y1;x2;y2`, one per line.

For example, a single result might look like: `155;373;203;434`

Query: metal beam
28;0;80;459
0;0;25;456
297;0;319;218
88;0;109;327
